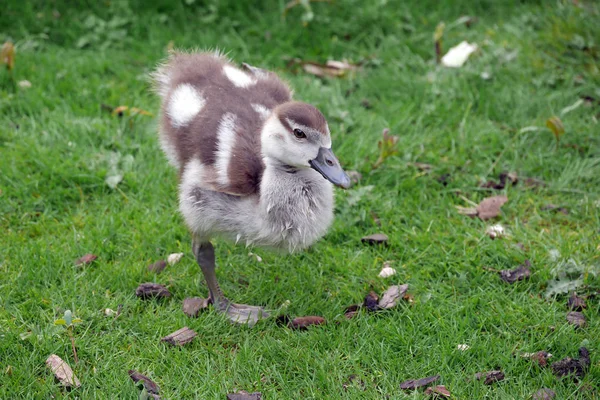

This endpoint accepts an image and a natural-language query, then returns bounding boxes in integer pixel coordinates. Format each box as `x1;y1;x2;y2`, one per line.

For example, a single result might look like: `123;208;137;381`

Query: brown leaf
361;233;388;245
147;260;167;274
424;385;451;398
566;311;586;328
499;260;531;283
227;391;262;400
136;283;171;299
45;354;81;388
551;347;590;380
529;351;552;368
182;297;211;317
1;41;15;71
378;284;409;309
128;370;160;394
476;195;508;220
533;388;555;400
344;304;361;319
75;253;97;266
567;292;586;311
475;370;505;385
400;375;440;390
546;116;565;143
288;316;326;330
300;59;358;78
161;326;197;346
363;291;380;312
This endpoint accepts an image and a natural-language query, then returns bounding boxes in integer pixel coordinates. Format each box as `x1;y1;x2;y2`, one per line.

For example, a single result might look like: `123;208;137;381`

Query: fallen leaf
567;292;586;311
135;283;171;299
288;316;326;330
499;260;531;283
75;253;97;266
522;351;552;367
546;116;565;145
378;262;396;278
441;41;478;68
128;370;160;395
566;311;586;328
481;171;518;190
182;297;210;317
533;388;555;400
18;80;32;88
46;354;81;388
344;304;361;319
1;41;15;71
373;128;399;169
378;284;409;309
551;347;590;380
161;326;197;346
148;260;167;274
475;370;505;385
167;252;184;266
363;291;380;312
457;344;470;351
361;233;388;245
485;224;505;239
424;385;451;398
226;391;262;400
477;195;508;220
400;375;440;390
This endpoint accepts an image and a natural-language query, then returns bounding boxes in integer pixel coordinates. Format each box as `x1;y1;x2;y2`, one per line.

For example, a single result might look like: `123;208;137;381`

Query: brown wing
153;51;292;196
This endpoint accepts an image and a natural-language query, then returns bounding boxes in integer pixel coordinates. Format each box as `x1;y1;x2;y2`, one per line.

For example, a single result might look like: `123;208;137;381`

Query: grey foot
221;303;270;326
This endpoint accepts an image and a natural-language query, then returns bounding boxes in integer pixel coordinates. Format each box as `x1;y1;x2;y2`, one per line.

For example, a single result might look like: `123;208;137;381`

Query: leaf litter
474;370;505;385
147;260;167;274
566;311;586;328
400;375;439;390
226;391;262;400
499;260;531;283
424;385;451;398
128;370;160;395
46;354;80;388
182;297;211;317
135;283;171;299
74;253;97;266
161;326;197;346
457;195;508;220
551;347;590;380
532;388;555;400
567;292;586;311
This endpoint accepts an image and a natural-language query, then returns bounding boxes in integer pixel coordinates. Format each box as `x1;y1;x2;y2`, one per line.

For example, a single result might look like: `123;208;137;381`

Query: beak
309;147;351;189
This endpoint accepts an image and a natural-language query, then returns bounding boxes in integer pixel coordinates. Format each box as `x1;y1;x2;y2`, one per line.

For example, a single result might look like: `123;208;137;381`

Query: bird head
261;101;351;189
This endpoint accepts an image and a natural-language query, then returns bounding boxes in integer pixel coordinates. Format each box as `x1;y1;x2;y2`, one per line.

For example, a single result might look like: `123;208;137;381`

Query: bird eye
293;128;306;139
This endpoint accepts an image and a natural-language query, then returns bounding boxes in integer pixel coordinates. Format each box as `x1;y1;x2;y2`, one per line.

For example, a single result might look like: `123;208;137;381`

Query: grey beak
309;147;351;189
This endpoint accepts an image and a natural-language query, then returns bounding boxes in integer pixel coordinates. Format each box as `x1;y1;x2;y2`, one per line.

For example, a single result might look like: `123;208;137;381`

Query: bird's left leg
192;237;269;326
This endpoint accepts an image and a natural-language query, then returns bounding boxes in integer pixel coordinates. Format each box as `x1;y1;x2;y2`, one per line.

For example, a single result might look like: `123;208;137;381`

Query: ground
1;0;599;398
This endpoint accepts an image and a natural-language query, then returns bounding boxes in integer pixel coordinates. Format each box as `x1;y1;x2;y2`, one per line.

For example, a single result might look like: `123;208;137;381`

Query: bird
152;50;350;325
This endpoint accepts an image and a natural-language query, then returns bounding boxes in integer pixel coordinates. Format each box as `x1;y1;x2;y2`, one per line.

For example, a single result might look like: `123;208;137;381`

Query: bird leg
192;239;269;326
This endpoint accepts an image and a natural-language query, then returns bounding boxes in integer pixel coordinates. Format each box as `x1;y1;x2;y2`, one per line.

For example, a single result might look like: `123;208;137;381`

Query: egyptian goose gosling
152;51;350;325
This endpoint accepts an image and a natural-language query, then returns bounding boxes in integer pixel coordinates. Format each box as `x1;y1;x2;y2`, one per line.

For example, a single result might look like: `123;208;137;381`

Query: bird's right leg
192;237;269;326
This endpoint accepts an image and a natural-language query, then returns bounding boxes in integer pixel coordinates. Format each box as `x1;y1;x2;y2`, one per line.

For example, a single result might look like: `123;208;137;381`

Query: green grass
1;0;599;398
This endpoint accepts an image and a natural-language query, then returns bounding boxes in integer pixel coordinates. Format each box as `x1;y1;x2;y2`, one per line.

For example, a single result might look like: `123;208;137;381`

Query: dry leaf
566;311;586;328
424;385;451;398
147;260;167;274
344;304;361;319
475;370;505;385
182;297;210;317
75;253;97;266
361;233;388;245
441;41;478;68
46;354;81;388
300;59;358;78
135;283;171;299
498;260;531;283
551;347;590;380
533;388;555;400
378;284;409;309
288;316;326;330
1;41;15;71
167;252;184;266
373;128;399;169
378;262;396;278
400;375;440;390
567;292;586;311
227;391;262;400
476;195;508;220
128;370;160;395
363;291;380;312
161;326;197;346
546;116;565;144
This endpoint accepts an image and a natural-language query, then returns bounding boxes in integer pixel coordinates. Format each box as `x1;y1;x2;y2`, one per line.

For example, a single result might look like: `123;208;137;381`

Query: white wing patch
215;113;238;187
168;84;205;128
251;103;271;120
223;65;256;88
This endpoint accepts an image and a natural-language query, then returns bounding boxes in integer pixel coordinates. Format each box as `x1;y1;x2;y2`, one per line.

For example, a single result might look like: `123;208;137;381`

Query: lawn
1;0;599;398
